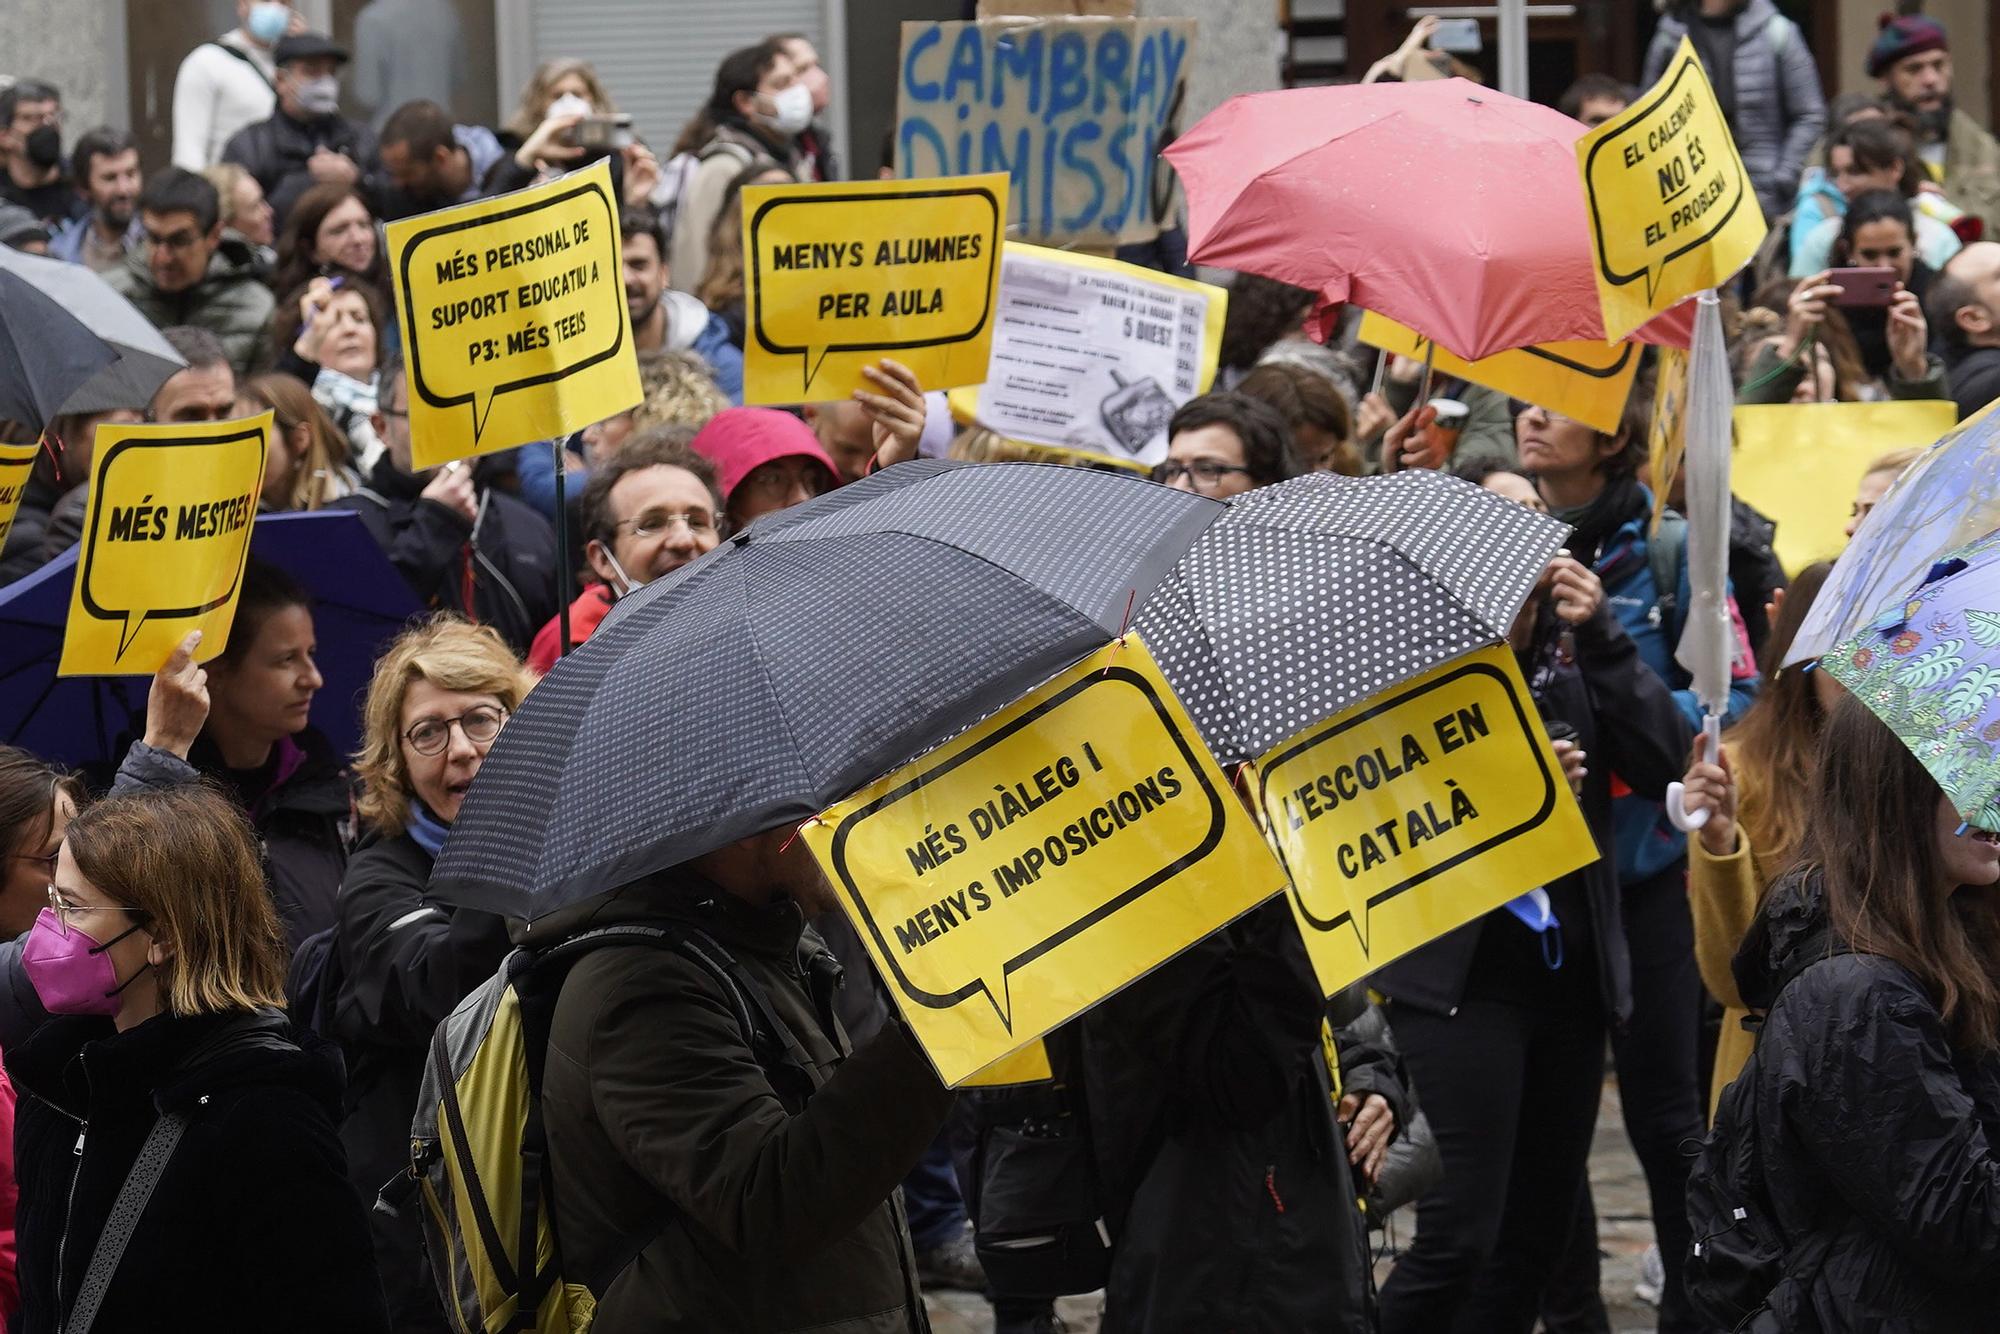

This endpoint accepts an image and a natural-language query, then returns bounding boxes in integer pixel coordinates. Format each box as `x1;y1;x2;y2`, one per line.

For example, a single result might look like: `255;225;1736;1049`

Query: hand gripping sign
1577;37;1765;341
58;415;270;677
804;635;1286;1085
740;173;1007;406
0;441;37;554
1357;311;1640;436
1247;643;1597;998
386;157;642;470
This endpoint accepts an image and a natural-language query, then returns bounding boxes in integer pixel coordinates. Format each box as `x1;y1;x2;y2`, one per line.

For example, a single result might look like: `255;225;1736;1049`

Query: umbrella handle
1664;715;1722;833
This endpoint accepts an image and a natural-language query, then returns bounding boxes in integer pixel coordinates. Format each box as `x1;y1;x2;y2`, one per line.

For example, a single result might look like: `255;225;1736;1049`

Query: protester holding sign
1375;548;1691;1331
1519;384;1753;1328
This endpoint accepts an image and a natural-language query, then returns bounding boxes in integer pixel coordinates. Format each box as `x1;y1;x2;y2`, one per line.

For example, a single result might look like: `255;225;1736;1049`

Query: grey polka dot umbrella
1134;469;1572;764
429;458;1223;920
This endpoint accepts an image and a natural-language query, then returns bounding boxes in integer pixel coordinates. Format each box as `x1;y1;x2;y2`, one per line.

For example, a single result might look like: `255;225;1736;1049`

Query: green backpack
385;923;804;1333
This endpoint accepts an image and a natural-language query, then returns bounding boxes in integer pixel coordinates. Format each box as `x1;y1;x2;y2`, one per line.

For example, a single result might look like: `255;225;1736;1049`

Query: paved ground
926;1077;1661;1333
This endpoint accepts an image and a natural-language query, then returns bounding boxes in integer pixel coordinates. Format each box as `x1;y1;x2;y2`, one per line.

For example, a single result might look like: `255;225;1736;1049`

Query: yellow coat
1688;823;1778;1117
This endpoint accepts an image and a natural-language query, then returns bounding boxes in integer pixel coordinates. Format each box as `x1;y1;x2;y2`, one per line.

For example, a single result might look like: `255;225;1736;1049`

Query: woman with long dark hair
1711;696;2000;1327
1679;563;1834;1113
667;39;809;293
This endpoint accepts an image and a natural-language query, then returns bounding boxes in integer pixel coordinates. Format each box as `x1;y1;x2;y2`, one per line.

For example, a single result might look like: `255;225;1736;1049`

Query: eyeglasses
615;507;718;539
1152;459;1252;489
45;884;147;936
402;705;508;757
739;459;830;501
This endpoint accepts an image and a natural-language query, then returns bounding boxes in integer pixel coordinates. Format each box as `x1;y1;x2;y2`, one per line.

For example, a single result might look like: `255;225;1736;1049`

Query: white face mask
546;92;593;121
294;74;341;117
602;547;646;597
759;83;814;138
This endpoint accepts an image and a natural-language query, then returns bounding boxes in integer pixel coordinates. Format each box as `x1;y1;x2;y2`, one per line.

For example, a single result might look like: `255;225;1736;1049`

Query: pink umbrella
1166;79;1691;361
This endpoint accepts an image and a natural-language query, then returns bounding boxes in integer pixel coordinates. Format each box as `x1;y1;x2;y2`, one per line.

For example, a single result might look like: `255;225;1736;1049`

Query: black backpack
1684;931;1841;1328
963;1027;1114;1299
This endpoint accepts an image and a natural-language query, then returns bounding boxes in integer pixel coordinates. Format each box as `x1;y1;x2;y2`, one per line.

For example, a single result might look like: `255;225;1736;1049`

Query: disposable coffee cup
1423;397;1469;456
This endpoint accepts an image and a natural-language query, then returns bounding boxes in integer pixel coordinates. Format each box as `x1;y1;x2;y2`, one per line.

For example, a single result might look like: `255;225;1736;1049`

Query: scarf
1549;474;1646;568
406;800;451;857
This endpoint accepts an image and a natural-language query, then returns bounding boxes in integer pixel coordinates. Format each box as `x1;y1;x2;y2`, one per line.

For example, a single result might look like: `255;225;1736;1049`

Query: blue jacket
692;309;745;405
1596;503;1759;885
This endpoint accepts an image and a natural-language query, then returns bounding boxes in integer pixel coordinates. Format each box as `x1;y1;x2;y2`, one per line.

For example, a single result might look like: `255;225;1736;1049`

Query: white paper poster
969;244;1227;467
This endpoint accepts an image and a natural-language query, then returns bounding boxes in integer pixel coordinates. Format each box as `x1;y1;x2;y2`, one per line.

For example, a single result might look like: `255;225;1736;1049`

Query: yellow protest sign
386;157;641;470
1356;311;1640;435
960;1041;1055;1088
805;634;1286;1085
1577;37;1765;341
0;441;37;554
1648;345;1690;532
1733;401;1957;575
1248;643;1597;997
58;415;270;677
741;173;1006;406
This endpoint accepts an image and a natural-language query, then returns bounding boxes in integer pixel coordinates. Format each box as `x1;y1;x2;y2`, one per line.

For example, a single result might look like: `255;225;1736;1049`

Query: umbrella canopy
0;271;120;431
1823;534;2000;831
1788;408;2000;666
430;459;1223;920
1133;469;1571;764
1672;292;1737;718
1165;79;1692;361
0;244;186;417
0;511;420;767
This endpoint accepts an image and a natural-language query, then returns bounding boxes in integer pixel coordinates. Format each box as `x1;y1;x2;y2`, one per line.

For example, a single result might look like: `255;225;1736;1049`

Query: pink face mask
22;907;148;1017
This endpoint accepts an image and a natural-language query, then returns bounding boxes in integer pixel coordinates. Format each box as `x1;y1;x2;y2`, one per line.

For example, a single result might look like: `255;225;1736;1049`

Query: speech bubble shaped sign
59;415;270;677
387;157;641;470
1249;644;1597;997
1356;310;1640;435
0;441;37;554
805;635;1285;1086
741;174;1007;406
1578;36;1765;341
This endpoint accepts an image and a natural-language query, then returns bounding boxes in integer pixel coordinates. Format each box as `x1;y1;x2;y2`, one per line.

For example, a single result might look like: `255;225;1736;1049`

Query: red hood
689;407;840;500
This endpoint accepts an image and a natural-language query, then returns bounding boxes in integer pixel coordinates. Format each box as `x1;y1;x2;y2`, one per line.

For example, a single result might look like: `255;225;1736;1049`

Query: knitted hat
1866;13;1947;79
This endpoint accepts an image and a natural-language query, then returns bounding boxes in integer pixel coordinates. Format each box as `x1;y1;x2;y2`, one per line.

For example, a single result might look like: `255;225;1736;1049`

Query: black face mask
23;124;61;170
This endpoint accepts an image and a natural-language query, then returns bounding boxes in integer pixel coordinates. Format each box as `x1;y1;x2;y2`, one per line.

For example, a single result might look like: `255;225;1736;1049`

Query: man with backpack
533;823;952;1331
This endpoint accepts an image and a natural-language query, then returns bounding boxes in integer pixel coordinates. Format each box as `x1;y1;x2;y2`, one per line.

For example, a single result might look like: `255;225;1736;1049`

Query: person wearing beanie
1643;1;1827;225
1868;12;2000;236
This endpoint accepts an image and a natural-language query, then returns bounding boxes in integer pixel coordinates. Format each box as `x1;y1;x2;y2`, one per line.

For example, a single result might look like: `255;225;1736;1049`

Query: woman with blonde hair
502;58;618;147
333;616;531;1332
6;785;388;1331
241;372;359;510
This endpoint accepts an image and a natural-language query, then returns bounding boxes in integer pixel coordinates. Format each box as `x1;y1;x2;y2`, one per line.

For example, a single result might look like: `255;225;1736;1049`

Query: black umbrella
431;459;1223;918
0;271;120;431
1134;469;1572;764
0;245;186;419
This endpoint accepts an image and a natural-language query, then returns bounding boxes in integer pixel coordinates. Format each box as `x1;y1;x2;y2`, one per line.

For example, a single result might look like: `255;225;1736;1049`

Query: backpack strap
207;40;276;93
63;1112;187;1334
1649;510;1690;646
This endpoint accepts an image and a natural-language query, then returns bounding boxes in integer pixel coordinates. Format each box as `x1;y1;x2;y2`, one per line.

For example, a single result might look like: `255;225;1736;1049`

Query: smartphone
1826;266;1898;307
571;114;635;151
1430;18;1482;54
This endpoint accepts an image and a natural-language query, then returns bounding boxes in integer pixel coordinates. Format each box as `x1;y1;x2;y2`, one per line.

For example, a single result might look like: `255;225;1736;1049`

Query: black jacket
0;474;66;585
1945;344;2000;423
540;881;951;1333
7;1009;389;1333
1077;898;1399;1333
1730;870;2000;1331
221;108;376;225
331;828;511;1331
1373;603;1692;1026
331;454;558;656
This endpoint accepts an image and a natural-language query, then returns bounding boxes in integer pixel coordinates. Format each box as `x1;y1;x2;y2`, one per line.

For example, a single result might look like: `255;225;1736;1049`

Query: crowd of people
0;4;1998;1333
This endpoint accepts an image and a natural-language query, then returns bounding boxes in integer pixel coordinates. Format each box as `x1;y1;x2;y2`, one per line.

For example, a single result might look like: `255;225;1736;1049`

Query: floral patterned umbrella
1823;533;2000;831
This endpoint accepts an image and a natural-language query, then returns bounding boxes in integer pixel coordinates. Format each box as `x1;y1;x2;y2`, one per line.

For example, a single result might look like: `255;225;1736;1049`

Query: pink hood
689;407;841;500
